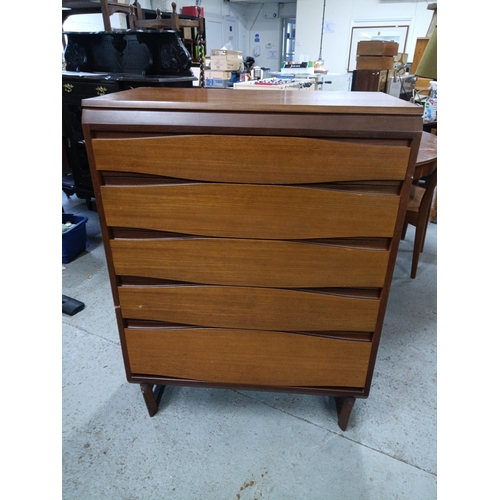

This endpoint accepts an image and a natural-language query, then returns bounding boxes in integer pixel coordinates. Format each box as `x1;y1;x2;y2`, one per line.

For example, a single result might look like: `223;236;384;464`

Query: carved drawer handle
63;83;74;93
96;86;107;96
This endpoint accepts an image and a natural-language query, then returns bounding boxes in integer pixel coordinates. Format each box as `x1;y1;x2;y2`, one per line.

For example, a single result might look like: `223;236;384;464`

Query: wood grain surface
101;184;400;239
118;286;380;332
110;238;390;288
124;327;372;387
93;135;410;184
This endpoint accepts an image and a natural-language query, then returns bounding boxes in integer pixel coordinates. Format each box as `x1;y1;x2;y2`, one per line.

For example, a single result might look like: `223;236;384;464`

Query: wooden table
415;131;437;221
415;131;437;179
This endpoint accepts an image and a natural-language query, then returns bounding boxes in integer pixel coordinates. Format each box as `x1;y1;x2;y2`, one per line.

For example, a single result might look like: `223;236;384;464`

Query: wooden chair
129;6;172;30
62;1;143;32
401;168;437;278
130;2;202;31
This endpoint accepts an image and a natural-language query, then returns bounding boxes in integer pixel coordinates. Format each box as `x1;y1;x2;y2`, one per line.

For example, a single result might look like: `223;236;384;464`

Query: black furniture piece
62;30;195;207
351;69;388;92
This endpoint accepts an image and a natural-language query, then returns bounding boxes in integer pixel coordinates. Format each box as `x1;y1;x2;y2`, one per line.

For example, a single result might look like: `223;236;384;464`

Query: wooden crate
356;56;395;70
357;41;399;56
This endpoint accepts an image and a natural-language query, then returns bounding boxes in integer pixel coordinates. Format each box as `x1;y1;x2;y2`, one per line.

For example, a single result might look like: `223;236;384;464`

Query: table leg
430;189;437;223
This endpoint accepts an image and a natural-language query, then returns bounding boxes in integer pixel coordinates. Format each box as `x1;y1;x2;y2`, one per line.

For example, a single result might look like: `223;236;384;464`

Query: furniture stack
351;41;398;92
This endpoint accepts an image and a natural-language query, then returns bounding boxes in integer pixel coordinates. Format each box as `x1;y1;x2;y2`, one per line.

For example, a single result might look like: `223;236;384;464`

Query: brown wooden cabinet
351;69;388;92
82;88;423;430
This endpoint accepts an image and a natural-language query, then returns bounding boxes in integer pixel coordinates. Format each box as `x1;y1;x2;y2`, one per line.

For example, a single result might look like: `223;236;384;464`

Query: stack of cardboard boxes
205;49;243;88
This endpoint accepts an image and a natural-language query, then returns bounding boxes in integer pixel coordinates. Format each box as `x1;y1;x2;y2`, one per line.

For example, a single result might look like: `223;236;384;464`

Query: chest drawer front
118;286;380;333
125;328;372;388
101;184;400;239
92;135;411;184
62;80;120;97
110;238;390;288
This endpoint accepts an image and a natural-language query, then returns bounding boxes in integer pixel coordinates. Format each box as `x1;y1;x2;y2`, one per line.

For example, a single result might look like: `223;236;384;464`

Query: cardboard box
210;52;243;71
210;49;242;57
356;56;395;70
210;58;242;71
205;70;238;88
356;41;399;56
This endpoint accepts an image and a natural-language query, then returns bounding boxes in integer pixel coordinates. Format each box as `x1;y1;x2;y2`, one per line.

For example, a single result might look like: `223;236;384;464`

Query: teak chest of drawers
82;88;423;430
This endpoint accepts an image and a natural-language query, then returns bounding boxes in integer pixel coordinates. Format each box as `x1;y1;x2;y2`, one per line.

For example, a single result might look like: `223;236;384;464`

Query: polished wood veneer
124;328;373;387
82;88;423;430
109;238;390;288
118;286;380;332
100;184;400;238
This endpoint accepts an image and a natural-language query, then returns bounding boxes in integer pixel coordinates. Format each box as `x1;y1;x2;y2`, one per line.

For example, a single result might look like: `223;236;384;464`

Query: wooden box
357;40;399;56
356;56;395;70
351;69;388;92
81;88;423;431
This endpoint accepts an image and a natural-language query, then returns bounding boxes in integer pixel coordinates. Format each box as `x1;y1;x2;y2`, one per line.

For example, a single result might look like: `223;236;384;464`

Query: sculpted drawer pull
96;86;107;96
63;83;74;93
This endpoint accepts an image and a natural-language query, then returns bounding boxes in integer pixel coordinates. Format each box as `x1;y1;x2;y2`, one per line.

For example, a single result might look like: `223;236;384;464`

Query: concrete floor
62;193;437;500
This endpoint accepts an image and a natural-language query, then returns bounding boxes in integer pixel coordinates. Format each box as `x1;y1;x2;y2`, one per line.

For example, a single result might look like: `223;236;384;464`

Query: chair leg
401;222;408;240
420;213;431;252
100;0;112;31
411;214;430;278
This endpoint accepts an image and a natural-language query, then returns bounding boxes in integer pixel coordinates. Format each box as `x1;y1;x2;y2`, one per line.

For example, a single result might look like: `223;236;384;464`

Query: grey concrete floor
62;193;437;500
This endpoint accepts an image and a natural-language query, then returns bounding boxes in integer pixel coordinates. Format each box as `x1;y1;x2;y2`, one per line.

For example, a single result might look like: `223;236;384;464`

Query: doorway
281;17;296;63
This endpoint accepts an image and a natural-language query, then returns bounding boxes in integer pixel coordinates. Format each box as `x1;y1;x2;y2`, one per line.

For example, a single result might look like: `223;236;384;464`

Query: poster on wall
347;24;409;72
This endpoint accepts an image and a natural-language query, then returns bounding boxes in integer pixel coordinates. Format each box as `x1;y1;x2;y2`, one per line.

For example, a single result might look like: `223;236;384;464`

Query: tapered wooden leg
140;384;166;417
401;222;408;240
411;211;431;279
335;397;356;431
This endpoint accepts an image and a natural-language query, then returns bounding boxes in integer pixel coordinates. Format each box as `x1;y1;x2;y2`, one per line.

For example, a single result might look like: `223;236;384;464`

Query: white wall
295;0;434;74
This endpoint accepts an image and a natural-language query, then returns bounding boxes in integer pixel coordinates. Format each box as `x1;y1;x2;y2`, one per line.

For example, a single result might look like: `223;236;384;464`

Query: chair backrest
129;2;204;37
129;7;174;30
62;1;143;32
